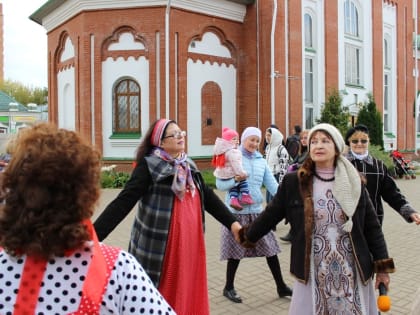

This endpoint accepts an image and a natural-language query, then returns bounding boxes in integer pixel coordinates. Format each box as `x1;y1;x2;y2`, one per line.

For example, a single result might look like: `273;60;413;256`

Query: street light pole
414;0;419;155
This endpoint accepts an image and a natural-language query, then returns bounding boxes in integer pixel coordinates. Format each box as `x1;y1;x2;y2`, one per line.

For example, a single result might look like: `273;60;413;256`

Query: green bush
317;88;350;136
201;168;216;188
101;168;130;188
356;93;384;148
100;165;215;189
368;145;395;175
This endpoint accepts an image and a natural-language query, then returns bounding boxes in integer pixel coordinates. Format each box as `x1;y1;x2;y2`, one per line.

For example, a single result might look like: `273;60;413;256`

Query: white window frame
304;13;313;48
344;0;359;37
345;44;361;85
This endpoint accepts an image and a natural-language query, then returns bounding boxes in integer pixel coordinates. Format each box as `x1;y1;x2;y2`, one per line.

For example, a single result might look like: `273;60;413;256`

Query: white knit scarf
333;156;361;232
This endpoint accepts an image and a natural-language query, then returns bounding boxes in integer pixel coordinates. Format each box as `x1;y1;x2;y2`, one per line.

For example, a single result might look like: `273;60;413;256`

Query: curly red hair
0;123;101;259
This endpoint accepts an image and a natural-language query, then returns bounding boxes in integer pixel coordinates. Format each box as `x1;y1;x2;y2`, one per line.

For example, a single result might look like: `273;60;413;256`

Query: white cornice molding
40;0;247;32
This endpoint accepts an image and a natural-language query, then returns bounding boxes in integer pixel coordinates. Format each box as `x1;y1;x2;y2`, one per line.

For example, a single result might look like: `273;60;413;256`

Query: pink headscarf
151;119;173;147
150;119;195;200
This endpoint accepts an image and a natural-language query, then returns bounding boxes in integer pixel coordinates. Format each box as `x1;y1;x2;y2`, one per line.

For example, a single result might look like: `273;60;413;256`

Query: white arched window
304;13;313;48
344;0;362;86
303;8;317;129
344;0;359;37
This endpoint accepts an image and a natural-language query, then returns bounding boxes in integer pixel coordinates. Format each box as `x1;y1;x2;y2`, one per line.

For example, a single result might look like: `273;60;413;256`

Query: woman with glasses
0;123;175;314
94;119;242;315
240;123;395;314
345;124;420;225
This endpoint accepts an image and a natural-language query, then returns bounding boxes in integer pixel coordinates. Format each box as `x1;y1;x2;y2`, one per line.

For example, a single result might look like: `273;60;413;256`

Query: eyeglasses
163;130;187;139
351;139;368;144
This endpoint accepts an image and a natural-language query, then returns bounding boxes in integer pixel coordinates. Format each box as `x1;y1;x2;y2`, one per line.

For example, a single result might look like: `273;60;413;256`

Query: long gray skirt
220;213;281;260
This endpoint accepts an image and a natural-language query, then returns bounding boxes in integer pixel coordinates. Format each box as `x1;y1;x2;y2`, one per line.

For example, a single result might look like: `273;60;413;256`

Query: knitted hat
241;127;262;143
309;123;361;232
222;127;239;141
308;123;345;153
345;124;369;145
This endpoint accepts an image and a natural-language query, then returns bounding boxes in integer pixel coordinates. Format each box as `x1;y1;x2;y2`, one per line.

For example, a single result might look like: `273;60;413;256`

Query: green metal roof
0;91;27;112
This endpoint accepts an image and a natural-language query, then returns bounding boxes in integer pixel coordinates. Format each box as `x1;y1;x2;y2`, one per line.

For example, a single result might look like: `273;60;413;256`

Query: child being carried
212;127;254;210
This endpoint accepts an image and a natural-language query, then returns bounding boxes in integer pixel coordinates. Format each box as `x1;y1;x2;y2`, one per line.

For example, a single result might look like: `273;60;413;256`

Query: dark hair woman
0;123;175;314
241;123;395;314
94;118;241;314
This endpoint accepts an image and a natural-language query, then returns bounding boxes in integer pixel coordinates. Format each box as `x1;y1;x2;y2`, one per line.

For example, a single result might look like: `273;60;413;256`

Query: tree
356;93;384;149
0;79;48;106
316;88;350;136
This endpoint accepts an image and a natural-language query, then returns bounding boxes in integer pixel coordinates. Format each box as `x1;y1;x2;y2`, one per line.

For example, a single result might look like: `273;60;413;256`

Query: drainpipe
284;0;289;136
256;0;260;126
165;0;171;118
270;0;277;124
415;1;419;154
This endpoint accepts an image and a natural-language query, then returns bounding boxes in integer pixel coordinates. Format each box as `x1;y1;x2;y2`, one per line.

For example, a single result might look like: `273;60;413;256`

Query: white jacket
265;128;289;184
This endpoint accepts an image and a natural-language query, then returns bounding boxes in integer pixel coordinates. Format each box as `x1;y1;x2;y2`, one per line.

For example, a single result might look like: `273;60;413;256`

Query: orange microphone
377;282;391;312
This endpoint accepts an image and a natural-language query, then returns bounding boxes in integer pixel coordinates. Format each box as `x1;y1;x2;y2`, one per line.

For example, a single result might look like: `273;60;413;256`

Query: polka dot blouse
0;243;176;314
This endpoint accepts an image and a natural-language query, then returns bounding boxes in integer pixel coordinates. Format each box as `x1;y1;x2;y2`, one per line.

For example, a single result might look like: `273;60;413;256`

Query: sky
2;0;48;88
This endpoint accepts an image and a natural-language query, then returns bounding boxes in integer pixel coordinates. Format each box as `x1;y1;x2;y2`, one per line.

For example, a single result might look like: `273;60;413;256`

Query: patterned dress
288;168;377;315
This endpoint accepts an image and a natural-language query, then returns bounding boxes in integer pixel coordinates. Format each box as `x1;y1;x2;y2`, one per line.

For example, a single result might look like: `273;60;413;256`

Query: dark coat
94;155;237;286
346;153;416;224
246;170;395;285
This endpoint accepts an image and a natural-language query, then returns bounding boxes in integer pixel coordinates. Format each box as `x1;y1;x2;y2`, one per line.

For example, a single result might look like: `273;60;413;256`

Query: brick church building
30;0;420;167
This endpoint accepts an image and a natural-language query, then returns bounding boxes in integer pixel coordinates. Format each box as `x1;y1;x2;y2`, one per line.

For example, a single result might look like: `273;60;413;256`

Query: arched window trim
383;36;391;68
303;7;318;129
344;0;363;87
344;0;360;38
304;13;313;49
111;78;141;137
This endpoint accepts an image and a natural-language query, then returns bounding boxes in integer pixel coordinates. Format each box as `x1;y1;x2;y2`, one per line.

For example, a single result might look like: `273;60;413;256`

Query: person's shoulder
286;134;299;144
283;171;299;186
187;157;199;171
278;144;288;153
285;169;299;178
214;138;235;154
366;155;385;166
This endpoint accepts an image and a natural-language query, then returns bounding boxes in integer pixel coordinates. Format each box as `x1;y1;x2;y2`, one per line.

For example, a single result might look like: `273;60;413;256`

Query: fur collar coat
245;169;395;284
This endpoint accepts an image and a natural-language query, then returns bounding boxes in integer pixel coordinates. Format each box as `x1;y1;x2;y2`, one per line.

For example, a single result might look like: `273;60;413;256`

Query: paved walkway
93;177;420;314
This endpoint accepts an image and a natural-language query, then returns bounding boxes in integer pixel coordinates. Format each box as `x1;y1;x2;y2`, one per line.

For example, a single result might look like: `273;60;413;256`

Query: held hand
375;273;390;291
230;222;242;243
234;174;247;182
410;212;420;225
237;226;256;248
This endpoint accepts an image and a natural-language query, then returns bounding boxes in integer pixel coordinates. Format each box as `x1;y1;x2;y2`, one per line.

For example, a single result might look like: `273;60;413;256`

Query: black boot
266;255;292;298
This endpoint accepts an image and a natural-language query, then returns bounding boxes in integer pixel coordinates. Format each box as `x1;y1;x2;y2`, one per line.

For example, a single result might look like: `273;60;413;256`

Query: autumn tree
0;79;47;106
